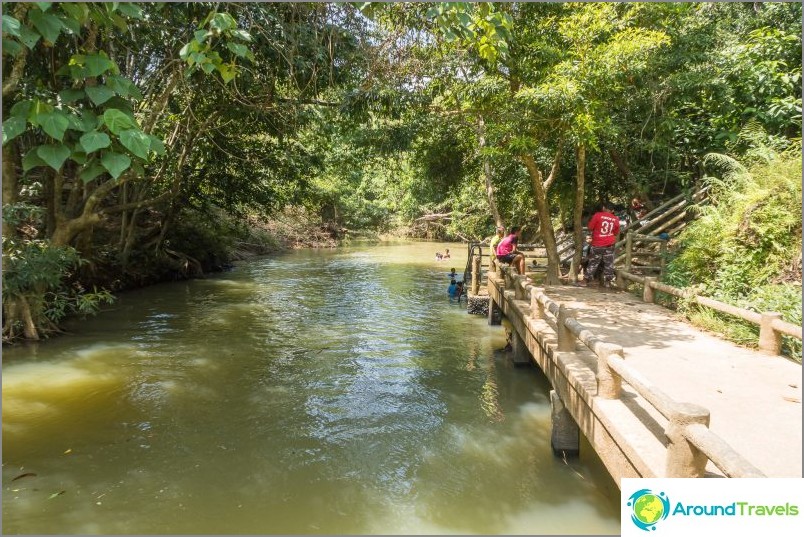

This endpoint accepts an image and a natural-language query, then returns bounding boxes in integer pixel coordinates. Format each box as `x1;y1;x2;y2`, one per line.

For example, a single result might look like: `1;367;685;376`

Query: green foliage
665;141;802;359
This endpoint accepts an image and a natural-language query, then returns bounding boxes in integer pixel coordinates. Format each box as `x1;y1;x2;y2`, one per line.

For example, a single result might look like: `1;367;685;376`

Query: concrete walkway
542;284;802;478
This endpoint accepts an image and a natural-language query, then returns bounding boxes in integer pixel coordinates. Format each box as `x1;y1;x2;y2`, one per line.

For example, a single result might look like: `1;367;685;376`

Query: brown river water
2;241;620;534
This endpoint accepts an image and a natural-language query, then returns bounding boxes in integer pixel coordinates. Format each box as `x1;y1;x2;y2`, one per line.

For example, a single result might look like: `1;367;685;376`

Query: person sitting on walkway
496;226;526;275
581;202;620;288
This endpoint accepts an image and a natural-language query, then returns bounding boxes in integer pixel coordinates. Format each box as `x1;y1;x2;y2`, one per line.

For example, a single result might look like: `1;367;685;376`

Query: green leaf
17;25;41;49
179;41;197;60
84;53;116;77
78;110;98;132
79;161;107;183
102;108;136;134
10;100;32;118
194;29;208;43
22;148;47;172
29;10;63;44
57;14;81;35
201;62;215;74
2;38;23;56
36;143;71;170
226;42;249;58
2;116;27;145
116;3;143;19
70;150;87;165
218;63;236;83
231;29;251;42
58;88;85;104
85;86;115;105
118;129;150;160
210;13;236;32
101;151;131;179
60;2;89;24
35;111;69;141
34;3;53;12
79;131;111;154
3;15;21;37
148;135;165;155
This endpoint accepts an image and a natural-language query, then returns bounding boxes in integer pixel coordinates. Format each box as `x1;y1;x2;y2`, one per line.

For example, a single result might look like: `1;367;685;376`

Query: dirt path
544;285;802;478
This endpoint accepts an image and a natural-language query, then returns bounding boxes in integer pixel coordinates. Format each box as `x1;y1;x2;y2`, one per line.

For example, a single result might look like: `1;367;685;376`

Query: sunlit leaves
118;129;151;160
2;116;26;145
85;86;115;105
79;131;111;154
102;109;136;134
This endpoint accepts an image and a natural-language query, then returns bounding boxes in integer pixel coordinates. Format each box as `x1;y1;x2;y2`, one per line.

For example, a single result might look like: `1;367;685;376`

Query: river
2;241;620;534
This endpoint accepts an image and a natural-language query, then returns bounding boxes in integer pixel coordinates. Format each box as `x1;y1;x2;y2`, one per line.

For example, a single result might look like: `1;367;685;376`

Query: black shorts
497;253;518;264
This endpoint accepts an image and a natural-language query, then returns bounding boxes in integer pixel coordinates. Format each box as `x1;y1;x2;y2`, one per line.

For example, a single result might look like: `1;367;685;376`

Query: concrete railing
615;268;802;356
495;267;766;478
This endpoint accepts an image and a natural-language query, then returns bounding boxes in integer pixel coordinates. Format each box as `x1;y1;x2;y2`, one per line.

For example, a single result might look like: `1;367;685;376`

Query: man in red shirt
495;226;526;275
582;202;620;287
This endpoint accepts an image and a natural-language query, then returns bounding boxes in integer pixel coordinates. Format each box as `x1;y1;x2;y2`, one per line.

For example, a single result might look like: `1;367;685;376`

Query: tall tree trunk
570;144;586;283
477;116;503;228
521;152;562;285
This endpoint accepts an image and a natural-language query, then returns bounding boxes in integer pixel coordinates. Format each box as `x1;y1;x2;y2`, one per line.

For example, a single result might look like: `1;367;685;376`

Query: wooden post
625;231;633;273
556;305;575;352
759;312;783;355
531;287;544;319
596;344;623;399
665;403;710;477
643;277;656;303
615;269;626;290
471;255;481;295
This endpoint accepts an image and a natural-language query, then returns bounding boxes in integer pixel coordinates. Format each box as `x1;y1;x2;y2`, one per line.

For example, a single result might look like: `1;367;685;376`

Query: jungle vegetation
1;1;801;344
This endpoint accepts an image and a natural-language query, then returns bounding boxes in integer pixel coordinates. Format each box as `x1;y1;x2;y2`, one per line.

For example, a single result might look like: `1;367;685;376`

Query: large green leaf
2;38;22;56
210;13;237;32
10;100;32;118
148;135;166;155
22;148;47;172
60;2;89;24
117;3;144;19
28;10;63;44
2;116;27;145
226;42;249;59
36;143;71;171
79;131;111;154
102;108;136;134
18;24;41;49
79;162;107;183
118;129;151;160
101;152;131;179
57;14;81;35
35;111;69;141
2;15;21;37
78;110;99;132
84;54;116;77
85;86;115;105
58;88;85;104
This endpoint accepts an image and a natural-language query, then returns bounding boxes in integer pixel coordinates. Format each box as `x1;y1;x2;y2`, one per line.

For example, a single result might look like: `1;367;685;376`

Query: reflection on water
2;241;620;534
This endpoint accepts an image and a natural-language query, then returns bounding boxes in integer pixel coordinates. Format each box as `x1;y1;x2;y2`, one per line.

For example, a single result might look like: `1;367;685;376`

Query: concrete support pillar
596;343;623;399
664;403;710;477
550;390;580;457
556;305;576;352
530;287;544;319
514;275;528;300
759;312;783;355
643;277;656;303
511;330;530;366
471;255;481;295
488;298;502;325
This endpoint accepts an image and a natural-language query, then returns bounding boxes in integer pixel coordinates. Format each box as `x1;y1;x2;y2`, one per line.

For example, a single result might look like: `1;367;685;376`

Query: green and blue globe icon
627;489;670;531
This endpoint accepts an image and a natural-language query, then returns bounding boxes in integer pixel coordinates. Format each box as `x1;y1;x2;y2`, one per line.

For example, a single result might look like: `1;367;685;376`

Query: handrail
615;268;802;355
486;266;767;479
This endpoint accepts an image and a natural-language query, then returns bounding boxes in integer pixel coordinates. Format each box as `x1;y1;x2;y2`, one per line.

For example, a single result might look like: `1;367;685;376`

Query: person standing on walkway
496;226;526;275
583;202;620;287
